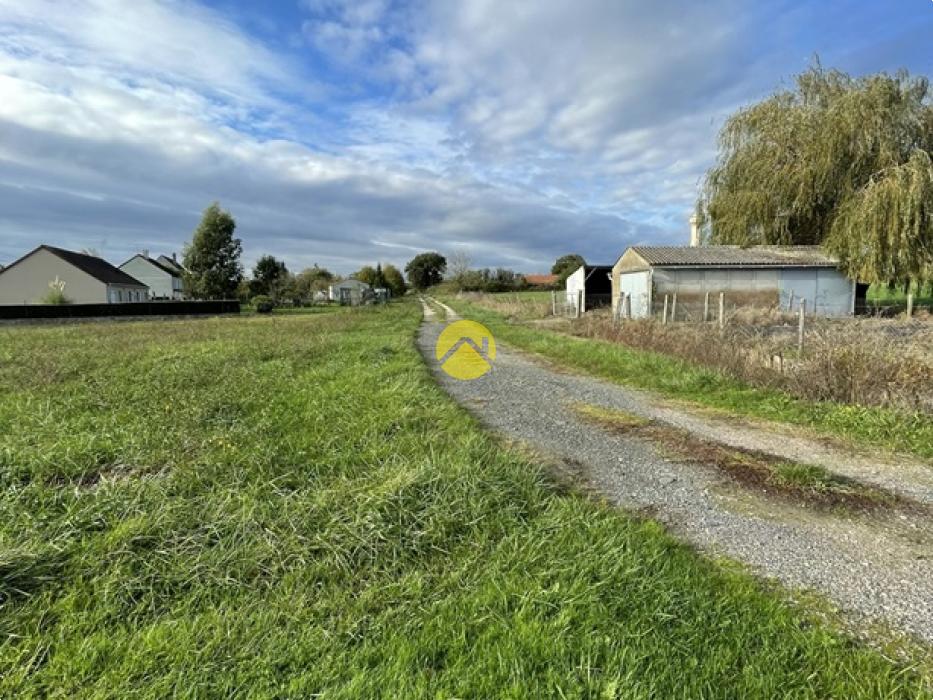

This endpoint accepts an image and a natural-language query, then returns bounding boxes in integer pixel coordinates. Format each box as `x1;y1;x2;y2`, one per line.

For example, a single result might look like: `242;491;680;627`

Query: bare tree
448;248;473;286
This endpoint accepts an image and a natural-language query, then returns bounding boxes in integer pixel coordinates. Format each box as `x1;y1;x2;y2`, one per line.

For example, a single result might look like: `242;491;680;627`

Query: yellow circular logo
435;320;496;380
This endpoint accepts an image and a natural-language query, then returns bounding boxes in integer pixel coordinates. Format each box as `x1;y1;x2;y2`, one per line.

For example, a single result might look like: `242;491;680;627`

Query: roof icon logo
435;319;496;380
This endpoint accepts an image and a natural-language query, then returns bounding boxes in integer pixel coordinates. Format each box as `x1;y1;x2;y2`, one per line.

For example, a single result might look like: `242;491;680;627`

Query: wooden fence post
662;295;669;324
576;289;583;319
671;293;677;322
797;299;806;355
718;292;725;329
788;291;795;312
703;291;710;322
906;293;913;320
551;290;557;317
625;294;632;320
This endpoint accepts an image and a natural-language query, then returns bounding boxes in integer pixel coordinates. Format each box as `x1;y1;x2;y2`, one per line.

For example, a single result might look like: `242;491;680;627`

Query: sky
0;1;931;275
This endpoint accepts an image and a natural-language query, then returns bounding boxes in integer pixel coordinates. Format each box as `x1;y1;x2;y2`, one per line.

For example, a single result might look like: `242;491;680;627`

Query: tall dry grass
572;312;933;413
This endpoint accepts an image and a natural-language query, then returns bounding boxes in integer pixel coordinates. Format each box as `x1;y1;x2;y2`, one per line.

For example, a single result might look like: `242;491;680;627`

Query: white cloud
4;0;924;275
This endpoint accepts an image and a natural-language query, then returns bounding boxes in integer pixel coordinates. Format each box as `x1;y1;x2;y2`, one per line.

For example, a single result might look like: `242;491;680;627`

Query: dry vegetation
454;290;553;320
570;312;933;414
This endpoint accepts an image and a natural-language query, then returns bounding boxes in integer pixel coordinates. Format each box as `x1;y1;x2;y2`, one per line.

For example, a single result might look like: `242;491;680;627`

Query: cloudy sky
0;1;930;274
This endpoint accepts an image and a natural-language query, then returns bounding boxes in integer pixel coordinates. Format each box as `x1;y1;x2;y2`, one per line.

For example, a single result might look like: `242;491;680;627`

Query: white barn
611;246;856;319
0;245;149;305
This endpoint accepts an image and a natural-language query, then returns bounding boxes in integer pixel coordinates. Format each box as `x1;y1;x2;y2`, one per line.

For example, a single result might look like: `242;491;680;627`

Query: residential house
120;251;185;299
0;245;149;305
156;254;186;277
523;273;558;288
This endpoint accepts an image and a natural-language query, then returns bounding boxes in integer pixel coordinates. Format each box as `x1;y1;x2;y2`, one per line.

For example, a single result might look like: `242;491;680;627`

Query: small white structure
119;251;185;299
611;246;856;319
328;279;371;305
0;245;149;304
565;265;613;314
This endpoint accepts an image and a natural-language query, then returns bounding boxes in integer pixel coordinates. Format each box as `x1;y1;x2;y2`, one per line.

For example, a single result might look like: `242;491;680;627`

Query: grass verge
0;302;930;697
440;296;933;461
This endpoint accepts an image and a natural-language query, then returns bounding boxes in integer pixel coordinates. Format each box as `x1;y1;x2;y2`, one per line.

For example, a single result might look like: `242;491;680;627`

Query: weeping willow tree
698;64;933;285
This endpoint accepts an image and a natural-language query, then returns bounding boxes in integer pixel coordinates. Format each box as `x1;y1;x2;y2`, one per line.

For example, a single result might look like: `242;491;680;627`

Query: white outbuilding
328;279;372;305
611;246;856;319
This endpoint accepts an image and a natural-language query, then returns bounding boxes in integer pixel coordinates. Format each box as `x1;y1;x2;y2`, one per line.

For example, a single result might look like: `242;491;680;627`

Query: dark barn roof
0;245;148;287
630;245;837;268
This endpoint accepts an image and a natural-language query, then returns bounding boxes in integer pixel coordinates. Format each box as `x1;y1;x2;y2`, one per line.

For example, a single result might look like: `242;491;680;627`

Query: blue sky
0;0;931;275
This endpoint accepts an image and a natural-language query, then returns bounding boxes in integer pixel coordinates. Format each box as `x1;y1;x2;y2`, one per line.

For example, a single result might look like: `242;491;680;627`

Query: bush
41;289;70;305
251;295;274;314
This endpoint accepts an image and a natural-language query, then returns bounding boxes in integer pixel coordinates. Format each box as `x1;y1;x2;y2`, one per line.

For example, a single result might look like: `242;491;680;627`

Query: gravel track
418;301;933;644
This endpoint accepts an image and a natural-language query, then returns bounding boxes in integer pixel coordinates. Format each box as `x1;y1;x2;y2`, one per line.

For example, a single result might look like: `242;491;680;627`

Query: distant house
0;245;149;305
524;273;558;288
119;251;185;299
611;246;855;319
565;265;613;314
328;279;371;305
156;254;186;277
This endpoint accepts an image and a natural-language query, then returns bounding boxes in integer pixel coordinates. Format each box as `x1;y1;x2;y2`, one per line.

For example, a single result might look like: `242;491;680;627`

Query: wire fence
550;290;932;413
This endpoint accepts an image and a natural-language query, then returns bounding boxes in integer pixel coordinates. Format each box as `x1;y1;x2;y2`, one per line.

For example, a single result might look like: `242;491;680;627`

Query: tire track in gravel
417;303;933;645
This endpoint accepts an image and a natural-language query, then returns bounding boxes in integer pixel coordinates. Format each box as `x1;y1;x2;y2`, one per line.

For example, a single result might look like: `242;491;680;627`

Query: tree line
180;207;588;302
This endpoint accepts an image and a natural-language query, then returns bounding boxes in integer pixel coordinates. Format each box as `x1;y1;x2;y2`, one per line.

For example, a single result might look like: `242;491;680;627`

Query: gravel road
418;301;933;644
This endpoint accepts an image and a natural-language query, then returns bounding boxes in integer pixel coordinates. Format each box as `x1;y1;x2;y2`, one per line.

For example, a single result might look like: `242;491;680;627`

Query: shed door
620;271;650;318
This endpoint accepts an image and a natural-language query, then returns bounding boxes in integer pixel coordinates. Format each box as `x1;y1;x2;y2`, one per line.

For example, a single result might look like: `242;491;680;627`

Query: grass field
441;295;933;460
1;303;930;697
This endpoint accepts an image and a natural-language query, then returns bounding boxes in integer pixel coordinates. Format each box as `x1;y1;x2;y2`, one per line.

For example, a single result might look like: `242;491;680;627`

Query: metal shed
610;246;855;319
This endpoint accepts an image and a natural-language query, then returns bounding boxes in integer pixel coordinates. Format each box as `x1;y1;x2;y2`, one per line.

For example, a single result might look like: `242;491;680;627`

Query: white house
156;254;185;276
0;245;149;305
611;245;856;319
120;252;185;299
328;279;371;305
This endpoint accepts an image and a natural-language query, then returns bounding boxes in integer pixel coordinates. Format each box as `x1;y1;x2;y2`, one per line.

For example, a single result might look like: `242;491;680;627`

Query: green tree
551;254;586;284
404;252;447;290
352;265;378;286
293;265;334;299
382;264;407;297
183;203;243;299
699;64;933;286
250;255;288;300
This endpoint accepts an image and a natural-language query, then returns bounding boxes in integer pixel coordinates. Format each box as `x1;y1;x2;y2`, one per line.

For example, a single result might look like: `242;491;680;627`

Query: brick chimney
689;215;700;247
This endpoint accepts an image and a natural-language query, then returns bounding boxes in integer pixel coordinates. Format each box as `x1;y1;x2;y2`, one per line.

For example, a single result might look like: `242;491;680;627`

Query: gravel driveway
418;300;933;645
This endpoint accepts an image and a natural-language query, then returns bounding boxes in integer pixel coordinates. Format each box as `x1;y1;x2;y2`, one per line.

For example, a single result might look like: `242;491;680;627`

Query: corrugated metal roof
631;245;838;267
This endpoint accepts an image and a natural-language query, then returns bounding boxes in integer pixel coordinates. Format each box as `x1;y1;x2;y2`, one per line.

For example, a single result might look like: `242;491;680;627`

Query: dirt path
419;298;933;644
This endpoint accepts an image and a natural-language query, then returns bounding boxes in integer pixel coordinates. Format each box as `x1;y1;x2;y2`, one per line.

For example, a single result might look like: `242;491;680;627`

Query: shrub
251;295;274;314
41;289;70;305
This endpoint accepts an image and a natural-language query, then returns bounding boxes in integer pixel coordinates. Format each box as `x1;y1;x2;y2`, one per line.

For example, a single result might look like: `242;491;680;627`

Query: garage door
620;271;650;318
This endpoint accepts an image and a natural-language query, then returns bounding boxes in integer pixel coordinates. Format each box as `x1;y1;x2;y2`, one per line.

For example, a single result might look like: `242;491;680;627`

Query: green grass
0;303;930;697
867;283;933;307
441;296;933;461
